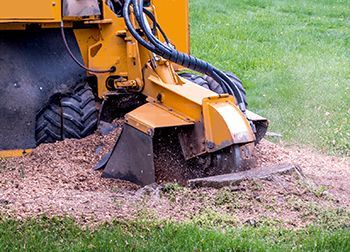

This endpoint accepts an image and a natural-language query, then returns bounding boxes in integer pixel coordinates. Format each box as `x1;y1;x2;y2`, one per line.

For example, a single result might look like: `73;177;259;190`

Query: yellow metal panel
143;71;214;121
153;0;190;54
73;28;100;66
74;5;129;97
202;96;255;150
74;1;190;97
126;102;193;135
0;0;61;22
0;24;26;30
0;149;32;158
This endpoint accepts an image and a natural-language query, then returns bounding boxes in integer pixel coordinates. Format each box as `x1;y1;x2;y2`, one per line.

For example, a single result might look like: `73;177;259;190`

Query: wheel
195;142;256;176
179;73;224;93
35;102;63;144
35;85;98;145
61;86;98;139
218;143;256;173
152;128;256;184
179;72;248;107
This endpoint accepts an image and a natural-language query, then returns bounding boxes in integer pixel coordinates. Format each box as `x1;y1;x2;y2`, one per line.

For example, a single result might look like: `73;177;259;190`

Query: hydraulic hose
60;22;116;74
143;8;170;44
123;0;247;112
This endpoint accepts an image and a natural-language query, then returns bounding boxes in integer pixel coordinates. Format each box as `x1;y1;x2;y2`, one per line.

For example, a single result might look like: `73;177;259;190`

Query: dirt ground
0;123;349;228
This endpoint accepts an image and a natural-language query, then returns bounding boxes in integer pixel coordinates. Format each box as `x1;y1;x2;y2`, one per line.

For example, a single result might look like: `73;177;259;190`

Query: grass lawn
0;218;349;251
190;0;350;155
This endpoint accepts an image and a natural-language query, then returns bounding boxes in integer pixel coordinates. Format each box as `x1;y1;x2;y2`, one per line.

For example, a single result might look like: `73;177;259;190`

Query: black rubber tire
35;85;98;145
179;73;223;93
35;103;63;145
61;86;98;139
180;72;248;107
205;72;247;107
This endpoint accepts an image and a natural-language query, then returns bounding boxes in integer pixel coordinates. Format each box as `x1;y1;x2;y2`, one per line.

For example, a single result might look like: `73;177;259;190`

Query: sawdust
0;122;349;227
255;141;350;208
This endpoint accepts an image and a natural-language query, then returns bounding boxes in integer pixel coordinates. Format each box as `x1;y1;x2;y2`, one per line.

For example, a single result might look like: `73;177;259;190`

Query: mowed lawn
0;218;349;251
190;0;350;155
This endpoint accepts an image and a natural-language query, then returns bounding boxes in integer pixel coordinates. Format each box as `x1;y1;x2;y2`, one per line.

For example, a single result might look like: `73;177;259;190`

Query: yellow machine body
0;0;267;186
0;1;62;23
0;0;190;96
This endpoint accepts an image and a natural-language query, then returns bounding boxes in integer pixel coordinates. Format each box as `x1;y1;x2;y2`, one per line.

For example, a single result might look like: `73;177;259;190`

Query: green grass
0;217;349;251
190;0;350;155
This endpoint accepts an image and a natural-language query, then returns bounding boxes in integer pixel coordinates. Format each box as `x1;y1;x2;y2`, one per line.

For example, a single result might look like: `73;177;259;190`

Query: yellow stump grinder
0;0;268;185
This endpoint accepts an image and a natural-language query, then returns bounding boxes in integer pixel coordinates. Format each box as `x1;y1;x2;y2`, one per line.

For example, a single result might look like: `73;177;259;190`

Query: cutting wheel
153;129;256;185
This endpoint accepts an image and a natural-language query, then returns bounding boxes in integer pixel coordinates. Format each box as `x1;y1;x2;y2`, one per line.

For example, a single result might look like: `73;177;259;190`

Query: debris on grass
0;122;349;228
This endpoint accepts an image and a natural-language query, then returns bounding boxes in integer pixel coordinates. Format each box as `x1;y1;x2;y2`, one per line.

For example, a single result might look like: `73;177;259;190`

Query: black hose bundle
123;0;247;112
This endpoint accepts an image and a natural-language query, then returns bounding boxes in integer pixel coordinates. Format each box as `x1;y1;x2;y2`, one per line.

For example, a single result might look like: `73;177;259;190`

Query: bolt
156;93;163;102
207;142;215;149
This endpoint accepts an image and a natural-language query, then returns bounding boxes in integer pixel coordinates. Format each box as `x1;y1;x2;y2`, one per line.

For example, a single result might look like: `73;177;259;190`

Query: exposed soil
0;122;349;228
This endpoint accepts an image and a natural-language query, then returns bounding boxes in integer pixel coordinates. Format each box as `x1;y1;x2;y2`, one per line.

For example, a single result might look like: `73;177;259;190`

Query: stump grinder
0;0;268;185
